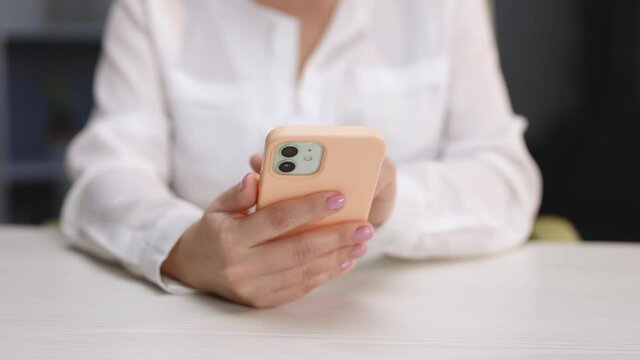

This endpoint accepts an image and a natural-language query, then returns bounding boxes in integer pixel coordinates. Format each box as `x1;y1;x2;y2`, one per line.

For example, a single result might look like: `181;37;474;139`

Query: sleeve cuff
141;200;203;294
374;166;516;260
374;169;430;259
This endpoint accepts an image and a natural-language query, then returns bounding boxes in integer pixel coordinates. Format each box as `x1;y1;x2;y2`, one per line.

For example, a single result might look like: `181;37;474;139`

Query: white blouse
61;0;542;293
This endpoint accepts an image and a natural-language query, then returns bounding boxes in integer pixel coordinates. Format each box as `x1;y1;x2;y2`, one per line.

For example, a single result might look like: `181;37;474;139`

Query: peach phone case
257;125;386;232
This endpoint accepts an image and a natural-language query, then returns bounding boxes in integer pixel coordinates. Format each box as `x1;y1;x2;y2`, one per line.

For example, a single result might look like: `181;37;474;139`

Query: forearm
61;164;202;293
376;119;542;259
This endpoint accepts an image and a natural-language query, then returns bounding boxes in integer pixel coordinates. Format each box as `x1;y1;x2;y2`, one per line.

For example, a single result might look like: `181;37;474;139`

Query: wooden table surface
1;226;639;359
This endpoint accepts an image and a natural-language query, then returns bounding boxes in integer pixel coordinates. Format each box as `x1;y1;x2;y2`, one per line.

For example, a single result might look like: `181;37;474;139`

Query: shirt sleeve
375;1;542;259
60;0;201;294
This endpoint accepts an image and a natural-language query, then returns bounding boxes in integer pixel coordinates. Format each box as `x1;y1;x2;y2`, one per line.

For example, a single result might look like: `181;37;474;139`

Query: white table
1;226;639;359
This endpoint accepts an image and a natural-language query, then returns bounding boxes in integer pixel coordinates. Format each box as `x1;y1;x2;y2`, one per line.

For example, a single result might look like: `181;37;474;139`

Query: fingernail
354;226;374;241
326;194;347;211
350;243;368;258
340;260;353;270
239;173;249;191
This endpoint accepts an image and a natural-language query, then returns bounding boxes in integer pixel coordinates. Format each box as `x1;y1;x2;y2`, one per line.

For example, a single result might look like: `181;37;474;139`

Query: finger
369;158;397;227
250;263;355;308
250;153;263;173
248;242;367;296
207;173;259;214
253;222;373;272
376;158;396;197
235;191;347;246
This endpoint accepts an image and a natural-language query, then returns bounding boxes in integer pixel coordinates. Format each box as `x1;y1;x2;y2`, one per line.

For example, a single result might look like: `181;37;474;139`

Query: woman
61;0;541;308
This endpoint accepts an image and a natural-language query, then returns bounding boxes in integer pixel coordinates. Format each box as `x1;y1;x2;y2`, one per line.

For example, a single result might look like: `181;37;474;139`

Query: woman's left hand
250;155;397;228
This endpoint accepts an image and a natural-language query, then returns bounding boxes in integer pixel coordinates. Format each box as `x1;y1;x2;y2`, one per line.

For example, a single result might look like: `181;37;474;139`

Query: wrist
161;222;197;284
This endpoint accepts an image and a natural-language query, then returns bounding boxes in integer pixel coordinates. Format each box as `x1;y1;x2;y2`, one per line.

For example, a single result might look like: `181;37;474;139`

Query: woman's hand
161;173;374;308
250;154;397;228
367;158;397;227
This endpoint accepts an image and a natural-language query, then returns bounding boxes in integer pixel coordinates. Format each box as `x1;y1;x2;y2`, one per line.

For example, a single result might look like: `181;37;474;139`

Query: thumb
250;153;263;173
207;173;259;214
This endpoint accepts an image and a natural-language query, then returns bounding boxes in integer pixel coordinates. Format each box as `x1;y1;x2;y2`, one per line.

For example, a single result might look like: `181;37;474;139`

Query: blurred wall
0;0;110;29
0;0;110;223
0;0;46;220
0;1;44;30
496;0;640;240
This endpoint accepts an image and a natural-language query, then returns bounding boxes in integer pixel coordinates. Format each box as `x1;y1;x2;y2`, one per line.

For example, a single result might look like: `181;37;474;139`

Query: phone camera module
281;146;299;158
278;161;296;173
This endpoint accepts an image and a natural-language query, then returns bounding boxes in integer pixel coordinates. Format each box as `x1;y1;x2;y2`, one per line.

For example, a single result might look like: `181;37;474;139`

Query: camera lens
281;146;299;158
278;161;296;173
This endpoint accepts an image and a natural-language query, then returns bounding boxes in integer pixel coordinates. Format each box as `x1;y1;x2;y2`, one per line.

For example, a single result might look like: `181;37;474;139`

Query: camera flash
304;155;313;161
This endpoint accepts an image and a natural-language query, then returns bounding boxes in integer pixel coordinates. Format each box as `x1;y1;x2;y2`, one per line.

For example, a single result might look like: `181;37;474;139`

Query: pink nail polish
326;194;347;211
340;261;353;270
354;226;374;241
350;244;368;258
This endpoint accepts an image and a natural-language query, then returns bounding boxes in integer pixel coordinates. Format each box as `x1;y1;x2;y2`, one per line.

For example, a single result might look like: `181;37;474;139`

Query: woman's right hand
161;173;374;308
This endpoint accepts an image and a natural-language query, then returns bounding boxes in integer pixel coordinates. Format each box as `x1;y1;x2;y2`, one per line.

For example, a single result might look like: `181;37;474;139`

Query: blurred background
0;0;638;241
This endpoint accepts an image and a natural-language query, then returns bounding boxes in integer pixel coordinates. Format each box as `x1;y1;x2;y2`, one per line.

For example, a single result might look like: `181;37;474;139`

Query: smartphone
257;125;386;232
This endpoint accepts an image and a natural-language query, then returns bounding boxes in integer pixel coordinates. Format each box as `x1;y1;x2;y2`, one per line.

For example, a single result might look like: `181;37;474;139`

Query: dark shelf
5;24;103;44
8;161;67;183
